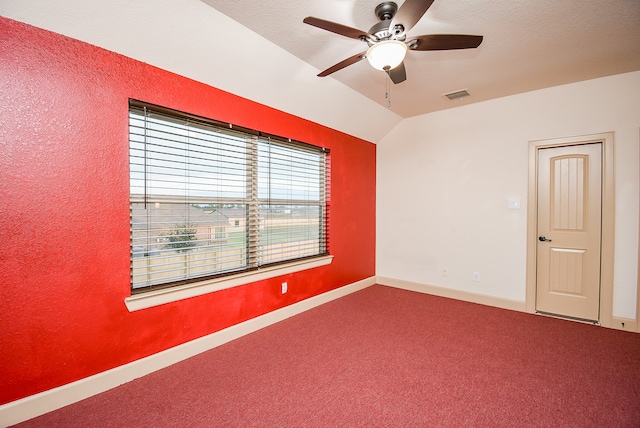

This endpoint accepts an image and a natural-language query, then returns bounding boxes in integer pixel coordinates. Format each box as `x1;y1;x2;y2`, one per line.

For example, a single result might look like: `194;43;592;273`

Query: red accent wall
0;17;376;405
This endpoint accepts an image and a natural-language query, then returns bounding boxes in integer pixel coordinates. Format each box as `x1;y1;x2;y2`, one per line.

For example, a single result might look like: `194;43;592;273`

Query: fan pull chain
385;69;391;108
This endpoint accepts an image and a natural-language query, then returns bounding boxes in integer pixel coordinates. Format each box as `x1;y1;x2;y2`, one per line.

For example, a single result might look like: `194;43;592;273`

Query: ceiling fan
303;0;483;84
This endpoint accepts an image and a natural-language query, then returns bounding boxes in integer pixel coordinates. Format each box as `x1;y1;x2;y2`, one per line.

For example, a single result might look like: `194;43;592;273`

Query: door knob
538;236;552;242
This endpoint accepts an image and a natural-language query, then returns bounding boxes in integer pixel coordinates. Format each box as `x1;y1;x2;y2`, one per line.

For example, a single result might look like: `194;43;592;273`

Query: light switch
508;199;520;209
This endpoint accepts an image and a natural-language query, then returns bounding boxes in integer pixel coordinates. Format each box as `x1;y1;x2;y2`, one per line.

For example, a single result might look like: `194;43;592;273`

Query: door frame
526;132;615;327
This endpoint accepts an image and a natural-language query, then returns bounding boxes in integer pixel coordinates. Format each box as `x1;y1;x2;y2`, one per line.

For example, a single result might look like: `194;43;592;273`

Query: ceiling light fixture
366;40;407;71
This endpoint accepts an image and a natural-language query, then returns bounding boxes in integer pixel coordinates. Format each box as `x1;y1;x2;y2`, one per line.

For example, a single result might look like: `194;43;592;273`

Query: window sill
124;255;334;311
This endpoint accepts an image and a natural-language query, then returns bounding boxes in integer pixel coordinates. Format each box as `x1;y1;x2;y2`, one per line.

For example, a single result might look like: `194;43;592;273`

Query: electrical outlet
472;272;480;282
281;282;288;294
442;268;448;277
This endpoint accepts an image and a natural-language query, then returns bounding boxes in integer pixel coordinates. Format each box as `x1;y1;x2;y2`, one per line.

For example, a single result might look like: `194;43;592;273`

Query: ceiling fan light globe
366;40;407;71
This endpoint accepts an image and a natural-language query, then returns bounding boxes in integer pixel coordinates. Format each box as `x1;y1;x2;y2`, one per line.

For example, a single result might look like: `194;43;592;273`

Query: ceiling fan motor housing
368;21;393;43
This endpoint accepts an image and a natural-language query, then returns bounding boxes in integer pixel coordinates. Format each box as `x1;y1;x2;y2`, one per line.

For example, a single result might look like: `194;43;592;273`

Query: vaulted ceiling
2;0;639;142
203;0;640;118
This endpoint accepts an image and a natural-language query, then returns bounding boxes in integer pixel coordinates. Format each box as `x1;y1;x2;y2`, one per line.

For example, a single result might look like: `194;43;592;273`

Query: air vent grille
443;89;471;101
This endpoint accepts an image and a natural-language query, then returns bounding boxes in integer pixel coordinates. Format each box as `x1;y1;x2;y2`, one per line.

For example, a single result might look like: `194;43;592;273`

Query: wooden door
536;143;602;322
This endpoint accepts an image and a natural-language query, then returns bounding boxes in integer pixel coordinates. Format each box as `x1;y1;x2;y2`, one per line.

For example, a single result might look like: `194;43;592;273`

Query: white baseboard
376;276;527;313
378;277;640;334
0;277;375;427
611;316;639;333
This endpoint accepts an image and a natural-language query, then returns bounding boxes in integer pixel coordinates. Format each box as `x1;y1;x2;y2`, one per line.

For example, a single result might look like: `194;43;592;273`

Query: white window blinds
129;101;329;291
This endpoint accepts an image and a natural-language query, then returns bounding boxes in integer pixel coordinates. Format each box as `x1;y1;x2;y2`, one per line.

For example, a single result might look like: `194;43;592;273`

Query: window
129;101;330;293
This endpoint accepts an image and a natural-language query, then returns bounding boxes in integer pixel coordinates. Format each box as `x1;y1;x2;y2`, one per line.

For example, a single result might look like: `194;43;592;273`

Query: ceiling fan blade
388;62;407;84
303;17;371;41
407;34;483;51
317;51;367;77
389;0;435;35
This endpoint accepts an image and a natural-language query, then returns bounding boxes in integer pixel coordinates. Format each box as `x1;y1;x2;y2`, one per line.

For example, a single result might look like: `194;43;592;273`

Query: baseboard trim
376;276;527;313
611;316;639;333
378;277;640;333
0;277;375;427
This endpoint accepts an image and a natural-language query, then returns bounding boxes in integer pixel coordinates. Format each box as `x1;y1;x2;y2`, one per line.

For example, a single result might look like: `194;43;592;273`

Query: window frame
127;100;332;310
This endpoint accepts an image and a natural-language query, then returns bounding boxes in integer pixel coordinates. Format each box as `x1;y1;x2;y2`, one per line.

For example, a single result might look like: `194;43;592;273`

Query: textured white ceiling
0;0;405;142
2;0;639;141
203;0;640;117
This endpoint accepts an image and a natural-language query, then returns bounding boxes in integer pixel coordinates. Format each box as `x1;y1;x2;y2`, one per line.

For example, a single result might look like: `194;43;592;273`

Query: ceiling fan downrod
375;2;398;21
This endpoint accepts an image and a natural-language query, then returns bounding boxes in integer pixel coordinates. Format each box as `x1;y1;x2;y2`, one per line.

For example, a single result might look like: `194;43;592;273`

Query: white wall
377;71;640;319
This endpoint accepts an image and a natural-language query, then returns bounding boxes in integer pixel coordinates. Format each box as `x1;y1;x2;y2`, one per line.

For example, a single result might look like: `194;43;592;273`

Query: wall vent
443;89;471;101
